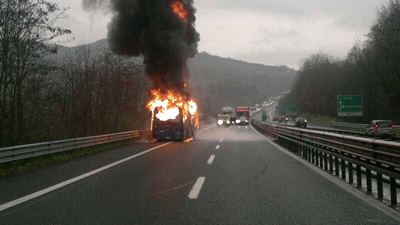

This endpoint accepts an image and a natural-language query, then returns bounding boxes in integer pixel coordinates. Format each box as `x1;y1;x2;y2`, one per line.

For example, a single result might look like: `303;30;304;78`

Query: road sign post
285;106;297;116
337;95;363;117
262;110;267;121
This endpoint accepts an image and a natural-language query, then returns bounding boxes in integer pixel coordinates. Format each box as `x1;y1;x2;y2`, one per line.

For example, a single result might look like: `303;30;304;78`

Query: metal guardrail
0;130;152;164
252;120;400;205
331;121;400;133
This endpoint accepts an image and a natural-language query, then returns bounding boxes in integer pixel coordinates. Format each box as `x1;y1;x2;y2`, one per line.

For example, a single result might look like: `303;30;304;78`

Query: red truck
236;106;250;125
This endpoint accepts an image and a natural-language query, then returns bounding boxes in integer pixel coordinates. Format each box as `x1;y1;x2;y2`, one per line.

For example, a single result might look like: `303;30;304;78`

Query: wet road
0;125;398;224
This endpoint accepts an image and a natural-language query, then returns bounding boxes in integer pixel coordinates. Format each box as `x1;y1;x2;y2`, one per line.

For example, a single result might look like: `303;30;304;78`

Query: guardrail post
320;152;323;168
305;146;309;161
341;159;346;180
356;162;362;188
366;160;372;193
324;153;328;171
335;157;339;176
319;151;323;168
329;155;333;173
348;162;353;184
390;166;397;205
316;150;320;166
376;162;383;199
311;149;315;164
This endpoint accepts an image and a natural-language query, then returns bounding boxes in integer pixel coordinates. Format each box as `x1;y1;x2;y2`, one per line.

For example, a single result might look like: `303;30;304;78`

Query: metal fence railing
0;130;152;164
252;120;400;205
331;121;400;133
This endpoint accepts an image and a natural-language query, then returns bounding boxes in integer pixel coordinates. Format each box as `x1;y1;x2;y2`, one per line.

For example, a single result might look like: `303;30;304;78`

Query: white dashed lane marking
188;177;206;199
207;155;215;165
219;139;223;142
215;145;220;150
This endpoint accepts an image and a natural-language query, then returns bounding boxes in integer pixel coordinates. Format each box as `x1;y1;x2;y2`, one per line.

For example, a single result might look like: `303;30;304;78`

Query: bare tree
0;0;70;146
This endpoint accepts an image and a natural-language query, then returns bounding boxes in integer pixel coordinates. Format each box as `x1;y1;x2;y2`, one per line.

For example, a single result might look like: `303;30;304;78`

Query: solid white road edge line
215;145;220;150
0;142;173;212
207;155;215;165
188;177;206;199
249;124;400;223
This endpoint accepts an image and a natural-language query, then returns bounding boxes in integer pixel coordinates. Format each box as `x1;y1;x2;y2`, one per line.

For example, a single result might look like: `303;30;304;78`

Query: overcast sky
54;0;387;69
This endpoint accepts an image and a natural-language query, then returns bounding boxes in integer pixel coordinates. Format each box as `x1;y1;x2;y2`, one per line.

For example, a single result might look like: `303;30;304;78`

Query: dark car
235;116;249;125
295;118;307;128
273;117;280;122
365;120;395;139
279;117;289;123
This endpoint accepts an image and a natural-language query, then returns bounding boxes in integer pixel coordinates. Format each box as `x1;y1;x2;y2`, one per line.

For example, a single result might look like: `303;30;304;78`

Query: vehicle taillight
375;124;378;128
392;124;395;129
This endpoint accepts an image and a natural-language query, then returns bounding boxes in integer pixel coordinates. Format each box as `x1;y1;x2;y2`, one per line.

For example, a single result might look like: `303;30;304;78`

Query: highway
0;124;399;224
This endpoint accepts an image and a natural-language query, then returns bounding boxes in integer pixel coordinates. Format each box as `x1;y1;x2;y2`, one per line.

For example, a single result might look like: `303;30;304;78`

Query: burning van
152;107;195;141
148;90;198;142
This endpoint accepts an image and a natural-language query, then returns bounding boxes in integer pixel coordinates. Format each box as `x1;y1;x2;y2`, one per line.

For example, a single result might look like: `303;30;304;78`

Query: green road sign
262;110;267;121
286;106;297;116
337;95;363;117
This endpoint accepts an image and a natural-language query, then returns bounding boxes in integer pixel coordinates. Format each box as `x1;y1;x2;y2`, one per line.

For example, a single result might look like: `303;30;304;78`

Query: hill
57;39;297;116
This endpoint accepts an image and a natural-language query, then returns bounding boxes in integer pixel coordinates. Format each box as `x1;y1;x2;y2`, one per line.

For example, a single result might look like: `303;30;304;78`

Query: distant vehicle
236;106;250;125
273;117;280;122
295;118;307;128
279;116;289;123
222;106;235;123
217;114;231;127
365;120;395;139
152;108;195;142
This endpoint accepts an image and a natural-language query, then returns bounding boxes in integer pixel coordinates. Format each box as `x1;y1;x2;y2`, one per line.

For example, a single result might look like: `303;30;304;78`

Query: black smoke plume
83;0;200;95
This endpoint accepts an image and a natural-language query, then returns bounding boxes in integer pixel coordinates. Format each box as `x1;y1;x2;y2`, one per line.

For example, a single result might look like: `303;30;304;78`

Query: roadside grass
299;113;338;127
0;139;136;179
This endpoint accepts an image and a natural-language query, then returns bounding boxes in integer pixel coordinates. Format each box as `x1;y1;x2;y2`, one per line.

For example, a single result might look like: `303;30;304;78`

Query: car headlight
227;121;230;124
218;120;223;125
236;119;240;124
245;120;248;123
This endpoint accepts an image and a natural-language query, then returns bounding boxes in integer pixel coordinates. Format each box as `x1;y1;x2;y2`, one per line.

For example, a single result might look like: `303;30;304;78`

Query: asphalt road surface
0;125;399;224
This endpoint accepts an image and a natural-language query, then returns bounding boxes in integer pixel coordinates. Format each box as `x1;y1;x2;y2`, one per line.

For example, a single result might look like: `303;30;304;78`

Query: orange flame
170;1;188;23
147;90;199;128
184;138;194;143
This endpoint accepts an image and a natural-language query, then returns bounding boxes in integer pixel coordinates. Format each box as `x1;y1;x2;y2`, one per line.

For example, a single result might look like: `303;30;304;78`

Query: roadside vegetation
280;0;400;124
